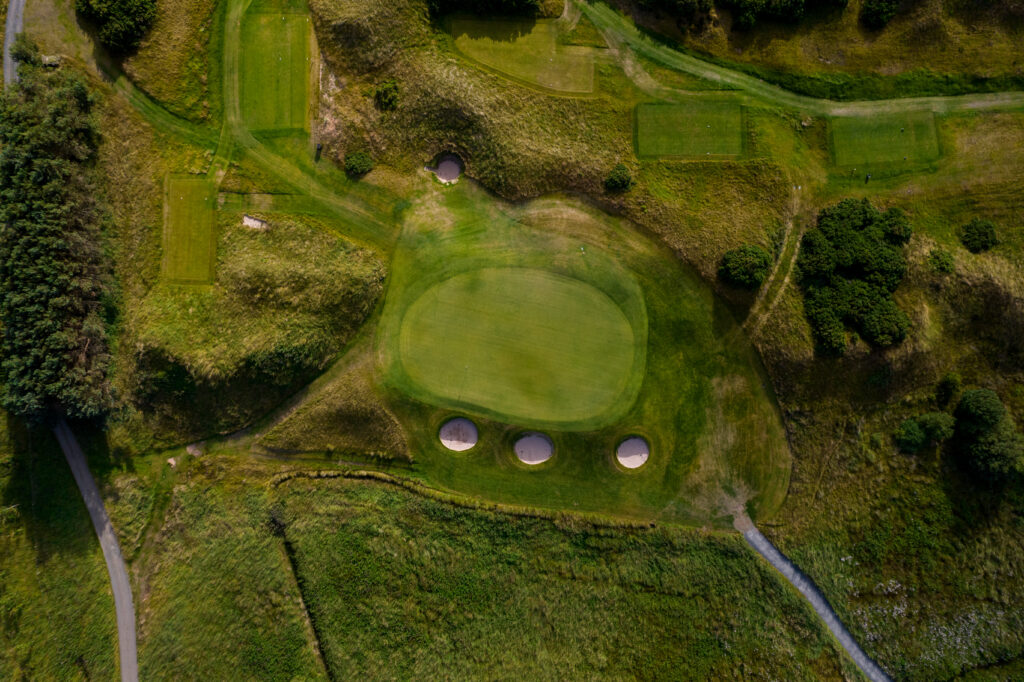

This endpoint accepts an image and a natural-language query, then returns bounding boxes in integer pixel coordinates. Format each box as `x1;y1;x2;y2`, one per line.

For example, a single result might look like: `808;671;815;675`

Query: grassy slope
277;475;851;680
0;417;118;680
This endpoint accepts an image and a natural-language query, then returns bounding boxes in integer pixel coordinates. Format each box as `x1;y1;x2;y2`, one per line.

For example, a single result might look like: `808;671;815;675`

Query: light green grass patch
830;111;940;168
635;101;745;159
450;18;596;94
399;267;640;425
240;0;313;132
161;175;217;284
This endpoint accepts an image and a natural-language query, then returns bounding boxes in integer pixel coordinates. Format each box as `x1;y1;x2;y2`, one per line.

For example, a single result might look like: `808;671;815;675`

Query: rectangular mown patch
830;111;940;167
240;1;313;132
634;101;745;159
161;176;217;284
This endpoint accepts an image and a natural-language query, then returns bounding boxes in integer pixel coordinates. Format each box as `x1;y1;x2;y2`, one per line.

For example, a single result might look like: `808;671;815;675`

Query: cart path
734;514;890;682
2;0;24;86
54;419;138;682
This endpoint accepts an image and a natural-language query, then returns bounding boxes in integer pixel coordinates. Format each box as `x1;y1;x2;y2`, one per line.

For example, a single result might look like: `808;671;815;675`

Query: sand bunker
514;432;553;465
428;153;463;184
439;417;478;451
616;436;649;469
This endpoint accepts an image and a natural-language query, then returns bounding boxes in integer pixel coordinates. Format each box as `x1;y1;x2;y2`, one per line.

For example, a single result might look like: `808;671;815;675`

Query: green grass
450;18;596;94
161;175;217;284
830;112;940;168
0;416;118;679
240;0;313;132
375;183;790;525
398;267;643;427
276;475;850;679
635;101;745;159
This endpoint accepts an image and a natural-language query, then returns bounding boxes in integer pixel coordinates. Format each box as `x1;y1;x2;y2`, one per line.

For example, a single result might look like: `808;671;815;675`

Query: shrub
935;372;961;407
719;245;772;289
426;0;538;16
959;218;998;253
344;151;374;177
860;0;899;28
955;389;1006;438
374;80;399;111
927;248;954;274
75;0;157;52
962;419;1024;480
604;163;633;193
895;419;926;453
917;412;955;443
879;207;912;245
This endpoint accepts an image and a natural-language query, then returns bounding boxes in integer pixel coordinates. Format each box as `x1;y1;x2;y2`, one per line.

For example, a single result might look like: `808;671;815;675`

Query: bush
959;218;998;253
962;419;1024;480
719;244;772;289
927;248;954;274
75;0;157;52
895;419;926;453
344;151;374;177
935;372;961;407
426;0;538;16
917;412;955;443
796;198;913;354
860;0;899;28
955;389;1006;438
604;163;633;193
374;80;399;111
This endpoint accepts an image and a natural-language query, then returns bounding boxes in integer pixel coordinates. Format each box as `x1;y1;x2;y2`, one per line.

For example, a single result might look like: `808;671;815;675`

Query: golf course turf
635;101;745;159
161;175;217;284
830;111;941;168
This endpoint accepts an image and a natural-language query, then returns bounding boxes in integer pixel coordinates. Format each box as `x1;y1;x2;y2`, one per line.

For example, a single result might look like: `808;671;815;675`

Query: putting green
161;176;216;284
240;0;313;132
635;101;744;159
399;268;637;424
830;112;940;167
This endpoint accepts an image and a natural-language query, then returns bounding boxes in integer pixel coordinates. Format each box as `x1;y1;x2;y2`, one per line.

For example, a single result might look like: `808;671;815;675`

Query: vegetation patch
161;176;217;284
634;101;745;159
449;18;597;94
240;0;314;132
829;112;940;169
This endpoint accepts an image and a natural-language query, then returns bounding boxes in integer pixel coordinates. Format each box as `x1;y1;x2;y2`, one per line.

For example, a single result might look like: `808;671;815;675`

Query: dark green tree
75;0;157;52
895;418;926;453
927;248;954;274
917;412;955;443
860;0;899;28
959;218;998;253
953;389;1024;482
344;151;374;177
719;244;772;289
0;43;110;420
604;163;633;193
955;389;1006;438
374;80;400;111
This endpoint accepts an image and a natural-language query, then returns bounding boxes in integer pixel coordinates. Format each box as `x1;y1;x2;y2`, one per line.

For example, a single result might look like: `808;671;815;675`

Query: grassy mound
398;267;642;426
131;213;385;442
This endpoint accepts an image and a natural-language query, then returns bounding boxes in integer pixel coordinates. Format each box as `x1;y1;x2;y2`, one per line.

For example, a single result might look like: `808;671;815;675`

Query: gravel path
3;0;24;86
54;419;139;682
736;516;891;682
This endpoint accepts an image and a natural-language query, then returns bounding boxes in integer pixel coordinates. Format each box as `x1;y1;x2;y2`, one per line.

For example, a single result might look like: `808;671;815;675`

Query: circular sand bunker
431;153;463;184
439;417;478;451
616;436;649;469
515;432;554;465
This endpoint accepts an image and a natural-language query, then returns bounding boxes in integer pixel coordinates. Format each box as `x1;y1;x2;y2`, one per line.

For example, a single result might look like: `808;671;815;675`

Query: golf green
398;268;638;425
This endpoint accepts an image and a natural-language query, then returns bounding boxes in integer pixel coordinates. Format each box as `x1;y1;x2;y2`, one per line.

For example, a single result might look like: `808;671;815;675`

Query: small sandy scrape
515;432;553;465
439;417;478;451
616;436;649;469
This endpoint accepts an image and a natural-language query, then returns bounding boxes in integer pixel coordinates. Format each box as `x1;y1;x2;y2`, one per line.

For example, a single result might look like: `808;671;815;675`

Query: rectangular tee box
635;101;745;159
240;5;313;132
161;176;217;284
830;111;940;167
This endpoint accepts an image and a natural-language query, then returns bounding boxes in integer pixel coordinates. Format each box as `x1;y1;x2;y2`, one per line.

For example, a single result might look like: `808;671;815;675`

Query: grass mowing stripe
398;268;639;425
161;176;217;283
635;101;744;158
830;111;940;167
240;10;311;131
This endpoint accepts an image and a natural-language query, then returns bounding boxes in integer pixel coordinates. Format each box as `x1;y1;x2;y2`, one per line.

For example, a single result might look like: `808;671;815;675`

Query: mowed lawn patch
161;176;216;283
240;0;313;132
830;111;940;167
635;101;745;159
399;267;639;425
450;18;595;94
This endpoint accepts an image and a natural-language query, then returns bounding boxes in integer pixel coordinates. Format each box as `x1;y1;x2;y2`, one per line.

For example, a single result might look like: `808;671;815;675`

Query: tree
927;248;954;274
959;218;998;254
917;412;955;443
860;0;899;28
426;0;538;16
955;389;1006;438
344;151;374;177
374;80;399;111
962;418;1024;481
895;419;926;453
604;163;633;193
719;244;772;289
75;0;157;52
0;42;110;420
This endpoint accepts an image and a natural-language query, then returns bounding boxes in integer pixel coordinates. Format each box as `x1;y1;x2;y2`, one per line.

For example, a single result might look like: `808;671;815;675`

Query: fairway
450;18;595;94
635;101;744;158
161;176;216;284
240;0;313;131
830;112;940;167
399;268;637;424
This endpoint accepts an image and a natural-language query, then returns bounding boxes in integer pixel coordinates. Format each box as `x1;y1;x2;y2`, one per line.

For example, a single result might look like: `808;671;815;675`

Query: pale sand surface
439;417;478;451
616;436;649;469
514;432;553;465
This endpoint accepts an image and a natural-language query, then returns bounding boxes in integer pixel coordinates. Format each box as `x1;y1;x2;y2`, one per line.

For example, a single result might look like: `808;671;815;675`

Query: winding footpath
2;0;24;85
53;420;138;682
